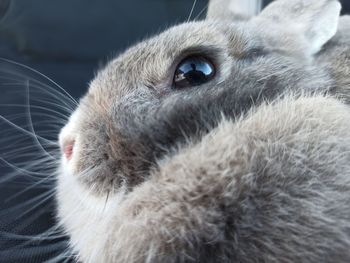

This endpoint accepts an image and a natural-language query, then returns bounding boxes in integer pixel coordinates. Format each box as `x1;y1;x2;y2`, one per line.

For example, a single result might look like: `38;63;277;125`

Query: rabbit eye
173;56;215;89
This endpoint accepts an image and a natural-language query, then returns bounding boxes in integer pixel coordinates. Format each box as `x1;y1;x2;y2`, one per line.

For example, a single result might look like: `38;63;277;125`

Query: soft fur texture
57;0;350;262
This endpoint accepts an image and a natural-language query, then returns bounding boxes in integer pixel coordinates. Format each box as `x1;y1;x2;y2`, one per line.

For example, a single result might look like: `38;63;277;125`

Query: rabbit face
56;0;343;262
59;20;333;194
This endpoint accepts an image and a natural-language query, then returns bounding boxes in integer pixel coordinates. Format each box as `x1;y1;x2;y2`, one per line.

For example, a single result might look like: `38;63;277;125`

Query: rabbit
56;0;350;262
317;15;350;102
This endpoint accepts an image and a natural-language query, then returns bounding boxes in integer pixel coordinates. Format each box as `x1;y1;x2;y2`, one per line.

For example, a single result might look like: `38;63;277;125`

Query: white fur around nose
59;110;81;170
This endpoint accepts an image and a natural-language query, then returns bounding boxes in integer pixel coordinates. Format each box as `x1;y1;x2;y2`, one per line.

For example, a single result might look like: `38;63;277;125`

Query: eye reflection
174;56;215;89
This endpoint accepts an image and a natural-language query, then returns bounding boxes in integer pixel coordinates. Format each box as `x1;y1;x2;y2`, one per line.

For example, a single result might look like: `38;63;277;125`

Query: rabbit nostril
62;140;75;161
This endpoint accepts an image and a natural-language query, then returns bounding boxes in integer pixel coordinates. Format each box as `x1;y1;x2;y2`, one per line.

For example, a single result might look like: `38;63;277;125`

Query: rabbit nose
61;138;75;161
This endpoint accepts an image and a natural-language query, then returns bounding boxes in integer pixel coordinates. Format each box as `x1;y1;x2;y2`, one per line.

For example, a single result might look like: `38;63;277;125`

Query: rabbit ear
256;0;341;56
207;0;262;20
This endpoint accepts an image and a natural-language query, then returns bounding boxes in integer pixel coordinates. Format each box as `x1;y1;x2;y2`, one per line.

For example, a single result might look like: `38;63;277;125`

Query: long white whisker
194;3;209;20
5;174;56;203
0;157;55;179
0;227;66;241
0;103;71;121
0;58;78;262
0;57;79;106
187;0;198;22
1;150;57;164
0;191;54;216
25;80;56;161
0;242;69;260
13;191;57;220
0;232;67;249
0;78;76;113
0;114;57;146
43;247;74;263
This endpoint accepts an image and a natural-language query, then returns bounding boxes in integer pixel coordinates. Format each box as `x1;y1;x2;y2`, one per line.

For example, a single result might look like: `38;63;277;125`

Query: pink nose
62;139;75;160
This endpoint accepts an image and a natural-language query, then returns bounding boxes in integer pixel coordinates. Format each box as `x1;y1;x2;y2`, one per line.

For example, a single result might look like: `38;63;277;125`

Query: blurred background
0;0;210;99
1;0;349;98
0;0;349;262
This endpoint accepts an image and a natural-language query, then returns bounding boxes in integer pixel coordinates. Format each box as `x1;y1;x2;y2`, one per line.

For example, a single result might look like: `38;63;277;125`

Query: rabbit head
56;0;344;262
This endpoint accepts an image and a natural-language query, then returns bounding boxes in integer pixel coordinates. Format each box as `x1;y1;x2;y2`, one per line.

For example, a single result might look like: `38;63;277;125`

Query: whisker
0;157;55;179
0;103;71;121
43;247;75;263
25;81;56;161
0;228;66;242
0;159;54;186
0;57;79;106
0;114;57;146
13;191;57;220
0;232;68;256
187;0;198;22
1;151;57;165
0;242;69;260
1;78;75;117
2;204;54;237
5;173;57;203
0;79;76;113
194;3;208;20
0;58;77;262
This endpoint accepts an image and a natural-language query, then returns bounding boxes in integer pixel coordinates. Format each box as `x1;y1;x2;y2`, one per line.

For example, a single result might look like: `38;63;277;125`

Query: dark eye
173;56;216;89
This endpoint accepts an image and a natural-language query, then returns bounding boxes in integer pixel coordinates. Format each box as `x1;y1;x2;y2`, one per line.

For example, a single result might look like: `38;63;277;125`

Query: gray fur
318;16;350;101
56;0;350;262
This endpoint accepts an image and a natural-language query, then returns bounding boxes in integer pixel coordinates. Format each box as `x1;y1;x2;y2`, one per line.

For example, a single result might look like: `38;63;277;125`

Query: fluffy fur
56;0;350;262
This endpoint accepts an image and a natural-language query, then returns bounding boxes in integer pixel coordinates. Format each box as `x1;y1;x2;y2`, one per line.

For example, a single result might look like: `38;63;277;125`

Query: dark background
0;0;349;98
0;0;349;262
0;0;210;99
